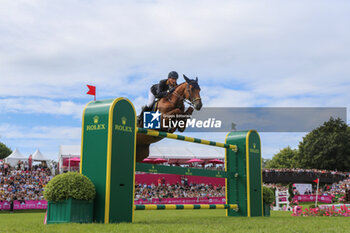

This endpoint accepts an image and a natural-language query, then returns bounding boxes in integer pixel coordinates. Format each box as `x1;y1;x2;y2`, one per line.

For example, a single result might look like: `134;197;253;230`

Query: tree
266;146;299;168
297;117;350;171
0;142;12;159
261;158;271;168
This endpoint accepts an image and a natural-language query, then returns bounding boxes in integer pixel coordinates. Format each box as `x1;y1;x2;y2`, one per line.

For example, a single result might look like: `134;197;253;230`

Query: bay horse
136;75;202;162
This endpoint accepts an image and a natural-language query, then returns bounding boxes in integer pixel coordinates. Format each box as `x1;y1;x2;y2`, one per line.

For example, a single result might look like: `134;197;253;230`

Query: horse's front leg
177;107;194;132
161;108;183;133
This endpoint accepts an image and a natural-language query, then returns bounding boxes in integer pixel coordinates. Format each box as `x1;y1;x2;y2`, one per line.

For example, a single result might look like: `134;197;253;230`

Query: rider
138;71;179;122
148;71;178;108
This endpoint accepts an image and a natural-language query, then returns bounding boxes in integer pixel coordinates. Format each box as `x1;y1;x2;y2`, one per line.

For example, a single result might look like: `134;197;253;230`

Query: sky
0;0;349;161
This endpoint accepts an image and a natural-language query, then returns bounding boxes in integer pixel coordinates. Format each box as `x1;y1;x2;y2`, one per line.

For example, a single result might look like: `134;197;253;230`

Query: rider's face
168;77;177;86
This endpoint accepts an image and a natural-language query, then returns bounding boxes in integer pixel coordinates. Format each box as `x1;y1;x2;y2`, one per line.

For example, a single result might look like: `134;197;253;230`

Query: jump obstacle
80;98;263;223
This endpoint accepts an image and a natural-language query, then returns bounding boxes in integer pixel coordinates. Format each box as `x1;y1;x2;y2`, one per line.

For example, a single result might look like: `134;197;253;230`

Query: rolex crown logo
253;143;256;149
93;116;99;124
121;117;127;125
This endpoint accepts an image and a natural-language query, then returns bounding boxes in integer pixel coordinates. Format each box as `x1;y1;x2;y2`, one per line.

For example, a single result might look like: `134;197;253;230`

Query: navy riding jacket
150;79;176;98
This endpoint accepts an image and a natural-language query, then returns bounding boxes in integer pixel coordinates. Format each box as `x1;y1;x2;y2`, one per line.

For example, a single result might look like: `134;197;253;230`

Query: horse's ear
196;77;198;82
183;74;190;83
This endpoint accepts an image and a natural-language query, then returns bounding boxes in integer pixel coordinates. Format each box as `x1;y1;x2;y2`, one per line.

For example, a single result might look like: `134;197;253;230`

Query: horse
136;75;202;162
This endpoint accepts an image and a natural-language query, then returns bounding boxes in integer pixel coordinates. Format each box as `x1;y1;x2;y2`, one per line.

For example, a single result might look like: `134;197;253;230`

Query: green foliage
297;117;350;171
261;158;271;168
288;183;294;202
266;146;299;168
44;172;96;202
263;186;275;204
0;142;12;159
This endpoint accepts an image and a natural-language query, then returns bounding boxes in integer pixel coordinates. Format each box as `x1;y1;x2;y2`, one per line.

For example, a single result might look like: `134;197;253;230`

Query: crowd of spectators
263;168;347;178
202;164;225;171
0;161;53;203
262;168;348;184
134;179;225;200
167;163;225;171
325;177;350;200
1;158;349;206
264;183;288;192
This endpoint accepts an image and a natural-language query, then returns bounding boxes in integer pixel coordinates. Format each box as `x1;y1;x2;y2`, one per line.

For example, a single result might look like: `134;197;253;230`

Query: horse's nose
195;101;202;110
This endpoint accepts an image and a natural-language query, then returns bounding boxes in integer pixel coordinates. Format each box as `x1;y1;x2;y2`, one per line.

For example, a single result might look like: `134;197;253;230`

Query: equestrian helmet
168;71;179;79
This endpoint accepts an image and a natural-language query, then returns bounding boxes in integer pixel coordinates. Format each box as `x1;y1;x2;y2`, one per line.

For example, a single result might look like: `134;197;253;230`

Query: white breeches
147;89;155;107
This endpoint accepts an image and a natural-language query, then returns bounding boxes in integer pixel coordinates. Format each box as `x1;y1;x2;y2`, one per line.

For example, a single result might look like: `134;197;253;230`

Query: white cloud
202;86;259;107
0;0;349;100
0;123;81;160
0;98;85;118
0;123;80;140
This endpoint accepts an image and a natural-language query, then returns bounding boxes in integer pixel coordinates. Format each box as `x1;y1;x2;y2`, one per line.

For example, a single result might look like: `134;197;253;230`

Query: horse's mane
176;82;187;88
175;80;200;90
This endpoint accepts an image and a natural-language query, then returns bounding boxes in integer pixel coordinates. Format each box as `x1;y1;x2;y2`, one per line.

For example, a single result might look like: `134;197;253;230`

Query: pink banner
14;200;47;210
135;197;225;205
293;195;332;204
0;201;10;210
0;200;47;210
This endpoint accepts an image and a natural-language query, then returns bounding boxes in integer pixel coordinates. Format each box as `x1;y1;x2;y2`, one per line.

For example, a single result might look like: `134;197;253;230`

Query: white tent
32;149;50;161
5;148;28;167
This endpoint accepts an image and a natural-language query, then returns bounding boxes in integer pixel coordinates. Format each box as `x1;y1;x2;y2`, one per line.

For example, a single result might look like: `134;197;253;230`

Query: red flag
86;85;96;100
87;85;96;95
313;178;319;183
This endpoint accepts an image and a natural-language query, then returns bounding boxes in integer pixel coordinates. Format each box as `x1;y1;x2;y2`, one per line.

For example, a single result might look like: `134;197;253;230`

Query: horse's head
183;75;202;110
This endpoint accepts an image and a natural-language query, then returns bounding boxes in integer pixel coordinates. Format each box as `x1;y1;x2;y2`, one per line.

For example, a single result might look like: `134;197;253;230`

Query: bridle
168;82;201;107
